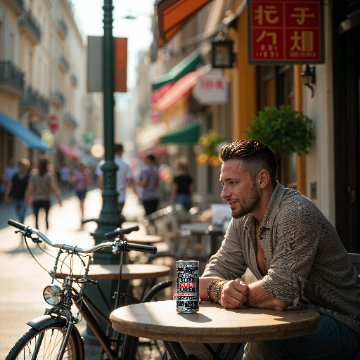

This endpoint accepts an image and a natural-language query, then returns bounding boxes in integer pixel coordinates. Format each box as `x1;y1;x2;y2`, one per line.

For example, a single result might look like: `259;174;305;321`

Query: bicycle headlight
43;285;64;305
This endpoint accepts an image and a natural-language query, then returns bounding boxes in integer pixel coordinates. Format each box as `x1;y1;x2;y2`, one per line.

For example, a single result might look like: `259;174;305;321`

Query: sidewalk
0;188;164;359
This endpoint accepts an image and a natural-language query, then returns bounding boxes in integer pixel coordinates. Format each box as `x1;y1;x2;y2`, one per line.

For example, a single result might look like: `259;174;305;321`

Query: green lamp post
91;0;125;253
84;0;126;344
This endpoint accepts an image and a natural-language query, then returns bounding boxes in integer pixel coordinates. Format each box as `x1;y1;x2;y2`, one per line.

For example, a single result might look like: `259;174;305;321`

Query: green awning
159;120;201;145
152;50;202;90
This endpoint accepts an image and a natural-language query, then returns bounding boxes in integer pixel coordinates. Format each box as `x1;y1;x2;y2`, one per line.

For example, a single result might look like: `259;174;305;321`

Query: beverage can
176;260;199;313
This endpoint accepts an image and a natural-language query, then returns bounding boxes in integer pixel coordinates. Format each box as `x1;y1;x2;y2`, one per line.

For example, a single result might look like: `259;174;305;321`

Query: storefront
332;1;360;252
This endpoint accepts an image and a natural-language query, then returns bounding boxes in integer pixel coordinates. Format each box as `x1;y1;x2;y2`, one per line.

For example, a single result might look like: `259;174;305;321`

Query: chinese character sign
248;0;324;64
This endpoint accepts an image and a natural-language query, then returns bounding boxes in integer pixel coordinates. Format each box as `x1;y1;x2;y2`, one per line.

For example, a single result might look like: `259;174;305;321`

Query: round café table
124;234;163;245
110;300;320;360
55;264;170;280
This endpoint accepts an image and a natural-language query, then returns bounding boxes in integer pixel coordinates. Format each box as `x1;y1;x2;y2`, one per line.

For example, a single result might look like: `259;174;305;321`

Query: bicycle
5;219;172;360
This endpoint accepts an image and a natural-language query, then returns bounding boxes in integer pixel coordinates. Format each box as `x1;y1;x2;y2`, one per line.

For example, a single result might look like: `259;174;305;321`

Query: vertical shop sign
248;0;324;64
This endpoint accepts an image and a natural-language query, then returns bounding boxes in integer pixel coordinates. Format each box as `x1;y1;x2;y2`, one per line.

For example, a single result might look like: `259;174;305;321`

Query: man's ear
258;170;270;189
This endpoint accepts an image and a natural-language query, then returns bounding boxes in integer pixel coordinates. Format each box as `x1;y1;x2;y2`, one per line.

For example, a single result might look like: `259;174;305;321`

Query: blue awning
0;112;49;152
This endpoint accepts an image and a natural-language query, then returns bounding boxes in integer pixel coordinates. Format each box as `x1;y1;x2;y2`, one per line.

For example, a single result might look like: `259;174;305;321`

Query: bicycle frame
46;242;129;360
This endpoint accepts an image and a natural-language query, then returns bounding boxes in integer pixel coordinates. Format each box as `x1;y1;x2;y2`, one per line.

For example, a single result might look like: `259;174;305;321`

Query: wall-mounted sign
192;71;228;104
248;0;324;64
48;115;58;134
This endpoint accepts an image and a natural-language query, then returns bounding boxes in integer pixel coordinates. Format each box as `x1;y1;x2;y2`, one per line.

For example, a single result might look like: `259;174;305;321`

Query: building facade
0;0;102;177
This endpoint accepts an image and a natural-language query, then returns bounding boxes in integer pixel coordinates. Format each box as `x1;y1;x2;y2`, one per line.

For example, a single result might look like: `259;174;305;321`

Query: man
198;140;360;360
96;143;133;214
1;159;18;201
138;154;160;216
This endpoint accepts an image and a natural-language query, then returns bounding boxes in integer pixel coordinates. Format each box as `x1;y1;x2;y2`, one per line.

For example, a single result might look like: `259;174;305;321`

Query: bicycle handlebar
104;225;140;239
7;220;156;255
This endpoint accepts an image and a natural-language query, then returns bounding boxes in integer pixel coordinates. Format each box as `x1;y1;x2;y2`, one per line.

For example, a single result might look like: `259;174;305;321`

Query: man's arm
244;281;290;311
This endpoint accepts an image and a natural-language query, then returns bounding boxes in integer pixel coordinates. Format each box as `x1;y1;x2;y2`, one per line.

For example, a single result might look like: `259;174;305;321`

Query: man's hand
220;278;249;309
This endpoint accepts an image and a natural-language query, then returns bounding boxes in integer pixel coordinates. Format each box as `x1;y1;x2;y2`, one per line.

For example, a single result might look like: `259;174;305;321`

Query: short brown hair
219;140;277;184
114;143;123;153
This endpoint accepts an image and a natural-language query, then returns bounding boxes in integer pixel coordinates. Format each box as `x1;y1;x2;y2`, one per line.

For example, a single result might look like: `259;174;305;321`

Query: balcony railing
64;111;78;128
0;60;25;97
57;19;67;38
18;10;41;45
20;86;49;117
70;74;77;87
59;55;70;72
51;91;65;107
5;0;25;16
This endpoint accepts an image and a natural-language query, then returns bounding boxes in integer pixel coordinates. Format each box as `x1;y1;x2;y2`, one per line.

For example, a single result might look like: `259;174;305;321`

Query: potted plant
197;130;226;166
245;105;315;157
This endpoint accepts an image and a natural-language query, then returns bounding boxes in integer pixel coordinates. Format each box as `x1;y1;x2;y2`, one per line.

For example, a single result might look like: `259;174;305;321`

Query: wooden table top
124;234;163;244
55;264;170;280
110;300;320;343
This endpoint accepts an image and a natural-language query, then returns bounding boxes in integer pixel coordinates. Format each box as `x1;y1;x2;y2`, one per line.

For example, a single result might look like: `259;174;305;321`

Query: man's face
220;159;261;219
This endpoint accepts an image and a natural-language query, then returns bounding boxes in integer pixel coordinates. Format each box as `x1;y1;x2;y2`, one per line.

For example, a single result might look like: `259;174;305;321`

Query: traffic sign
49;115;58;134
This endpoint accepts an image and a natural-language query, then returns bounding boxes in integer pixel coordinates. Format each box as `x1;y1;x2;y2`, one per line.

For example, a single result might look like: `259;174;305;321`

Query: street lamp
300;65;316;98
211;38;234;68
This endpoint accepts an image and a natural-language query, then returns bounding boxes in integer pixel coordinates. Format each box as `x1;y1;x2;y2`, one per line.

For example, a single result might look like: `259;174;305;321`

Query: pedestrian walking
25;156;62;231
4;159;30;224
96;143;134;214
170;156;194;211
0;159;18;202
70;161;92;225
59;163;70;194
138;154;160;216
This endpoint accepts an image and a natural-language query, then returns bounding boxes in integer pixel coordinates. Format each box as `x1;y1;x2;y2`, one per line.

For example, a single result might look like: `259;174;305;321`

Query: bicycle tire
5;323;83;360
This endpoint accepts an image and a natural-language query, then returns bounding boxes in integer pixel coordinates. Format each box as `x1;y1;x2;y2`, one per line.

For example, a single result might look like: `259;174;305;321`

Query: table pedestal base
163;341;242;360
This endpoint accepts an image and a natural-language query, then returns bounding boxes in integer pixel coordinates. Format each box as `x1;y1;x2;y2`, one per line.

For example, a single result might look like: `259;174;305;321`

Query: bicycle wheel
5;323;83;360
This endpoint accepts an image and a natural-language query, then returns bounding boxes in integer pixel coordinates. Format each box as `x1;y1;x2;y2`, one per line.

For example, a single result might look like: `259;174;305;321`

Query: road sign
48;115;58;134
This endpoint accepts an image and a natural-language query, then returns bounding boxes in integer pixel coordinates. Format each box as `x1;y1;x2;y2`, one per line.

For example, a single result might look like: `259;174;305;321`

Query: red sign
248;0;324;64
114;38;127;93
48;115;58;134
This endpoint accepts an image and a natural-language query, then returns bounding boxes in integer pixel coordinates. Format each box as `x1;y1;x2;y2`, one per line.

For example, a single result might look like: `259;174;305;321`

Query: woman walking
25;157;62;230
70;161;92;225
170;156;194;212
4;158;30;224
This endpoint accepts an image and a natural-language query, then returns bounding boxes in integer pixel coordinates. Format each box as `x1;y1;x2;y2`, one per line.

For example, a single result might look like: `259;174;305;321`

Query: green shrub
245;105;315;157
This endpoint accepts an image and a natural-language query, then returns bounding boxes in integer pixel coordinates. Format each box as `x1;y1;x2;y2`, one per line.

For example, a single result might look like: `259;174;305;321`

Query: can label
176;260;199;313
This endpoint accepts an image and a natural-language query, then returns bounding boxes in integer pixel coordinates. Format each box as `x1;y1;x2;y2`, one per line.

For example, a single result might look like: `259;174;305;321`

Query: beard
230;182;261;219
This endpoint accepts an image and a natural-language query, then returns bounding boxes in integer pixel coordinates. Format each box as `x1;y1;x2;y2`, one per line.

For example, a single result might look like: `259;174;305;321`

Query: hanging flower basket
197;130;226;166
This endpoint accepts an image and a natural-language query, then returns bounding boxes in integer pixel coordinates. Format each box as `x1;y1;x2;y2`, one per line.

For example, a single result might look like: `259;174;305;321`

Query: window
9;33;14;62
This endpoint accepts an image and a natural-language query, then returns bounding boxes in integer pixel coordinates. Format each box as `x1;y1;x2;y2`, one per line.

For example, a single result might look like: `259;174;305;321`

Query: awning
153;65;211;112
159;120;201;145
138;145;169;158
58;142;78;161
156;0;212;43
0;112;49;152
152;50;202;90
153;71;200;112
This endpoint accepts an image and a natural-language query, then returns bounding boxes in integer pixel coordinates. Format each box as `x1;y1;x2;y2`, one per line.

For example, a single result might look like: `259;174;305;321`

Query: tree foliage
245;105;315;157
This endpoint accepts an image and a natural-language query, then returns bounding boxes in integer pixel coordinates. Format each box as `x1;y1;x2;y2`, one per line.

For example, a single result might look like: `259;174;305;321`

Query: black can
176;260;199;313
